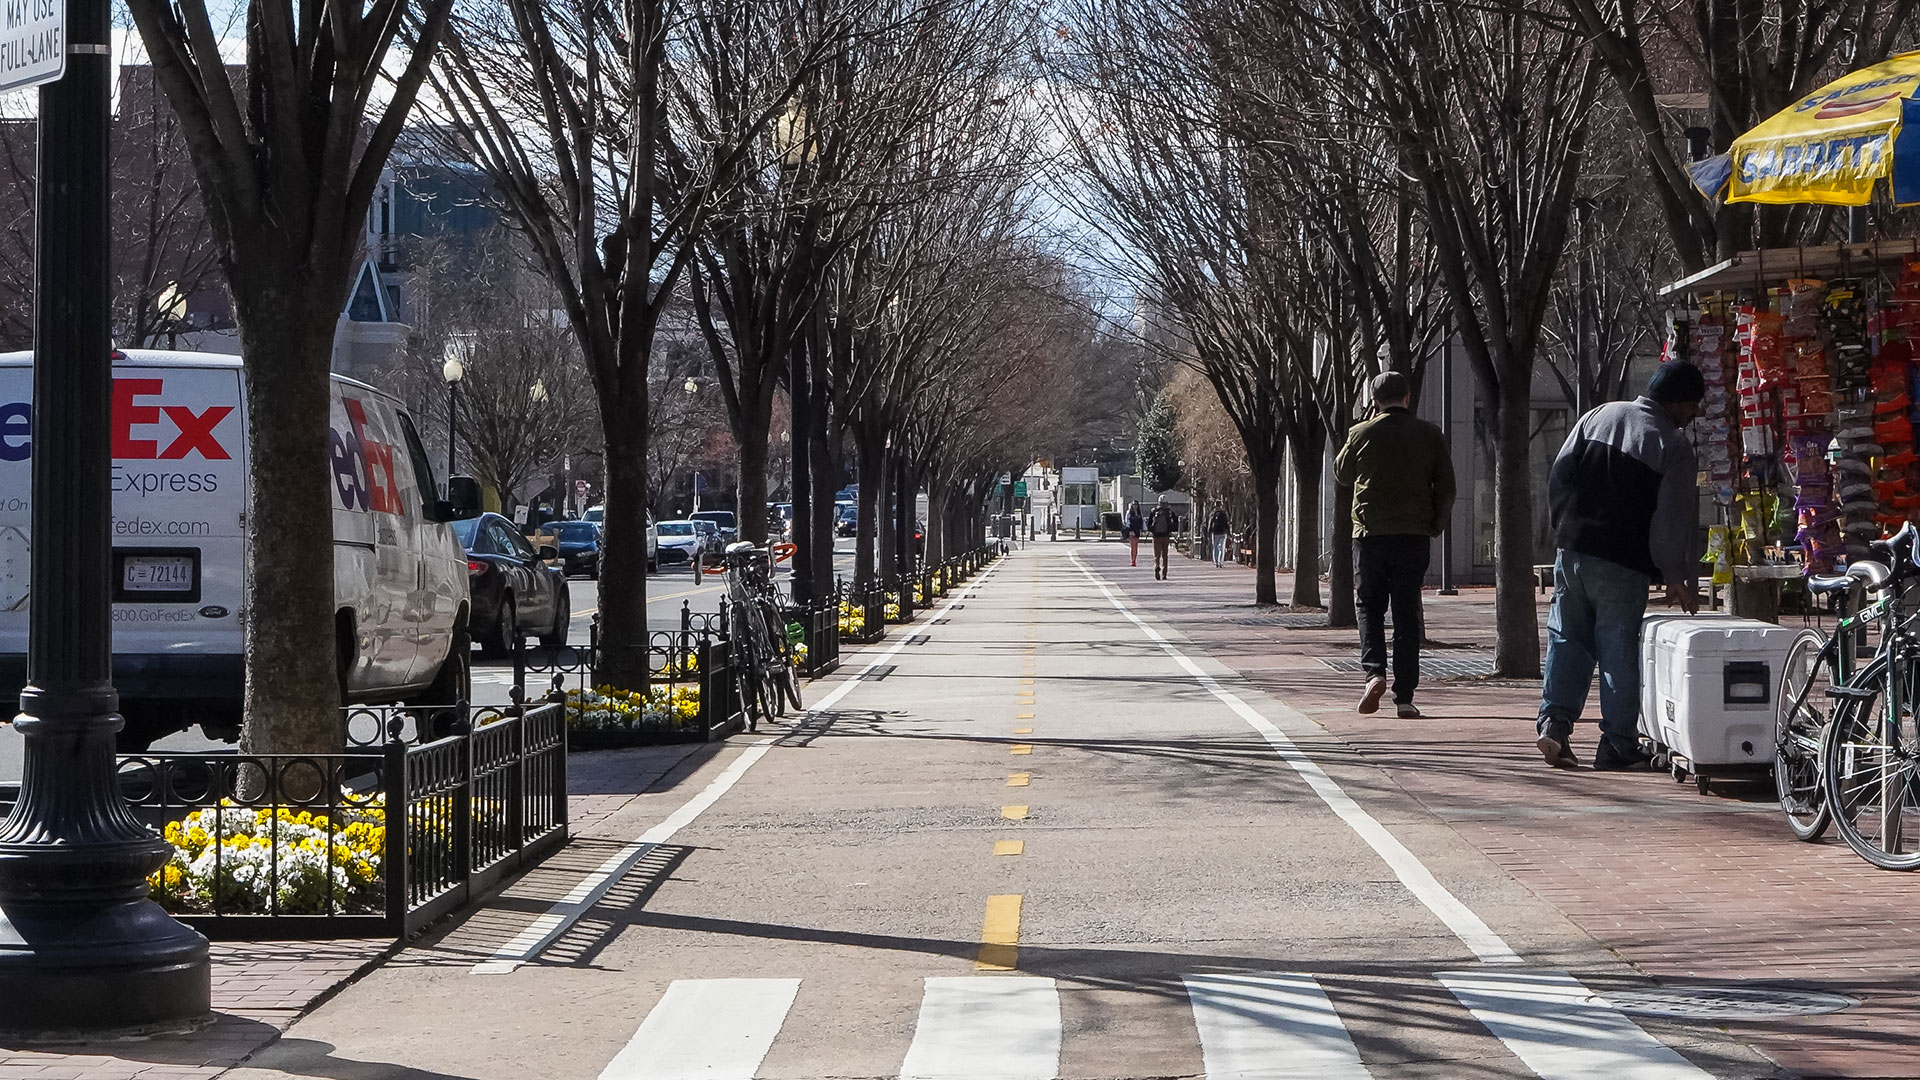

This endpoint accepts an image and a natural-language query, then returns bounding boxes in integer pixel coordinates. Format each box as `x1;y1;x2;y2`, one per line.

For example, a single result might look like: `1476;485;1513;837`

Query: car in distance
551;519;602;579
691;518;722;558
453;512;570;656
690;509;737;543
835;501;857;537
654;519;702;565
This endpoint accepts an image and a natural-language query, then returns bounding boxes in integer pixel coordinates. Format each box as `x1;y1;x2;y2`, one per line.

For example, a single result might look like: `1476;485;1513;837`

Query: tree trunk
927;485;949;562
809;414;835;597
738;416;771;544
877;450;896;578
1492;384;1541;676
237;280;342;757
854;429;882;584
1251;454;1281;607
597;405;650;692
1289;425;1325;609
1328;478;1356;628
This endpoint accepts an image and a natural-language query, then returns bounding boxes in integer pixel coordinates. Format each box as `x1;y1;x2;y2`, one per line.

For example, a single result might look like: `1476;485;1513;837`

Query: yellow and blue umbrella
1692;51;1920;206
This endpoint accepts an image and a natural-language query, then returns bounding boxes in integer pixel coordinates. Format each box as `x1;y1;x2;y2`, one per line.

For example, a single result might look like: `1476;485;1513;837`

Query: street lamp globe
442;356;464;384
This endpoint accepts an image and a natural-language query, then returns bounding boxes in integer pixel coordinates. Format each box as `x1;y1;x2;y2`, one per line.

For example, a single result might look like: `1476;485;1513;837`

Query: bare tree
126;0;456;754
423;0;856;687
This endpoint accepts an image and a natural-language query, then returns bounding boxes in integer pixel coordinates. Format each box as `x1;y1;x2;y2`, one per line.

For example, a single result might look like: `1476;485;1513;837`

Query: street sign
1013;481;1028;498
575;479;588;502
0;0;66;95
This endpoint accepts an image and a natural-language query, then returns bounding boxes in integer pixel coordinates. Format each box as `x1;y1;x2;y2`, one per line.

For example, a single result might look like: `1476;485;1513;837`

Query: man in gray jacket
1536;362;1704;771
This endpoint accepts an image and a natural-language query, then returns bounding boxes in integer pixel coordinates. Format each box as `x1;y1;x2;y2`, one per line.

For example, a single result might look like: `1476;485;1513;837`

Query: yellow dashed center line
976;894;1022;970
1006;773;1030;787
1010;744;1032;755
994;840;1025;856
1002;805;1029;820
1013;727;1032;735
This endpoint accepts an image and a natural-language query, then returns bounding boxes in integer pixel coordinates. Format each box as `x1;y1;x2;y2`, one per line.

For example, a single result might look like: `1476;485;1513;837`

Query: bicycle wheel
760;669;787;719
1775;628;1834;841
1822;653;1920;869
781;664;804;712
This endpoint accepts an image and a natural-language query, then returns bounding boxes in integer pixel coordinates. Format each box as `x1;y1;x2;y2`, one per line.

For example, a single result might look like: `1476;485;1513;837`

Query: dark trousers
1356;534;1431;705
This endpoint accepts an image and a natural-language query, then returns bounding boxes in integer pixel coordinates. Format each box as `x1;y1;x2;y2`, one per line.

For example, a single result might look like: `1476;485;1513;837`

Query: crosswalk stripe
1438;971;1717;1080
1184;973;1373;1080
898;976;1060;1080
597;978;800;1080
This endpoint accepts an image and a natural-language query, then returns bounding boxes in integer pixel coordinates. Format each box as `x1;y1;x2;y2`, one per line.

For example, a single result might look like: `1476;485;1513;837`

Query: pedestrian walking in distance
1147;496;1177;580
1209;506;1231;566
1536;361;1704;772
1124;501;1144;566
1333;370;1456;719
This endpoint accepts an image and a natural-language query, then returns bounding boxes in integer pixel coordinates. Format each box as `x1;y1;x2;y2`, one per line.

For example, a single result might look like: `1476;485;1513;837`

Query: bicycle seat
1808;574;1855;594
1812;559;1891;594
725;540;759;556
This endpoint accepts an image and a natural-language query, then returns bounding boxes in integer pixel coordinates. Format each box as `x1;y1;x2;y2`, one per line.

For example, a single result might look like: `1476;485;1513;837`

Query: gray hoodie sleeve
1648;437;1700;586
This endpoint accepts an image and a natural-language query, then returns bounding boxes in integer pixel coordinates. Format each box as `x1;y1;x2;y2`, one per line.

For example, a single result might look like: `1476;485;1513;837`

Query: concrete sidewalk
1104;538;1920;1079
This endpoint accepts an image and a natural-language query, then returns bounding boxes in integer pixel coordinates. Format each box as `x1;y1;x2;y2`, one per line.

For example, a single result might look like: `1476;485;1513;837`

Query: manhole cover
1320;657;1495;679
1596;986;1858;1020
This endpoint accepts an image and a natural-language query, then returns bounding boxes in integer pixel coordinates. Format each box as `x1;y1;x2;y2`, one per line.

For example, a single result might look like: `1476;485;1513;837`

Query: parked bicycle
1776;521;1920;868
1775;553;1891;840
714;541;804;730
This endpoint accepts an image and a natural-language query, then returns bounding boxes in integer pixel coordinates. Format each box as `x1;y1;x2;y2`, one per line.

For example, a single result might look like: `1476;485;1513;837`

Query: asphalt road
228;543;1772;1079
0;542;859;781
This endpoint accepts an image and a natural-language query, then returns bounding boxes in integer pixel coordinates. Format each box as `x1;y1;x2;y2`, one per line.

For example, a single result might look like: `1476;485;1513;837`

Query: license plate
122;556;195;592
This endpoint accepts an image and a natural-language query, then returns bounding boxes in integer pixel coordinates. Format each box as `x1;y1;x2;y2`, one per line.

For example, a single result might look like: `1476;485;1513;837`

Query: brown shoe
1358;677;1387;714
1536;734;1579;769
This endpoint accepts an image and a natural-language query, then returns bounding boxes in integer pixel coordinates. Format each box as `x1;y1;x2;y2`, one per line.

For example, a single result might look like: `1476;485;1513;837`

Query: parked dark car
452;513;571;657
834;502;857;537
690;509;737;543
552;520;602;579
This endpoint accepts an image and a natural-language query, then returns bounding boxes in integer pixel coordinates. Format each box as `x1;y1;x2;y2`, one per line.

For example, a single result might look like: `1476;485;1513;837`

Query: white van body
0;350;470;746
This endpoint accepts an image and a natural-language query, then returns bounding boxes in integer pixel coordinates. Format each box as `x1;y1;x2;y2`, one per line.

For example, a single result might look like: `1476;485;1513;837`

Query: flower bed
838;603;866;637
567;684;701;735
150;801;385;916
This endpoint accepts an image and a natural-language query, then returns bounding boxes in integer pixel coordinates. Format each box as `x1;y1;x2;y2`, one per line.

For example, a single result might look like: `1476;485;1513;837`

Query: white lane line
473;739;774;974
473;556;1000;975
898;976;1060;1080
598;978;800;1080
1067;552;1521;965
1439;971;1715;1080
1185;973;1373;1080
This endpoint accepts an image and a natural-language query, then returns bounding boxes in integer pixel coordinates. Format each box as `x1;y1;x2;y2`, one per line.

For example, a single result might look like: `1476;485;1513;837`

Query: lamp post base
0;898;210;1036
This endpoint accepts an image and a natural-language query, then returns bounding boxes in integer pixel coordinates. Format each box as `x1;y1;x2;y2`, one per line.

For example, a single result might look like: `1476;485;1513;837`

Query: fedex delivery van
0;350;472;748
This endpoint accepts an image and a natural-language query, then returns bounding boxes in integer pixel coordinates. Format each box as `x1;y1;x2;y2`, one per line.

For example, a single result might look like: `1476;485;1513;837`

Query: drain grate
861;664;897;681
1597;986;1858;1020
1320;657;1495;679
907;634;930;645
1231;614;1331;629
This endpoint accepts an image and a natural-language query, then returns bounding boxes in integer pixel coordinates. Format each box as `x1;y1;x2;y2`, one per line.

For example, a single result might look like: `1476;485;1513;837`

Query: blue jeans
1537;550;1648;757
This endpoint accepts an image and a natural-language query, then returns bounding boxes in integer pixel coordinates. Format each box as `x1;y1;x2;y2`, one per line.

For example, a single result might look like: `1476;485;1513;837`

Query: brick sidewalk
1104;541;1920;1079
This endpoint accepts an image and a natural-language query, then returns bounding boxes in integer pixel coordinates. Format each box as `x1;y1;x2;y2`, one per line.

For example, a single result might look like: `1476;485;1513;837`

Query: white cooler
1639;614;1796;790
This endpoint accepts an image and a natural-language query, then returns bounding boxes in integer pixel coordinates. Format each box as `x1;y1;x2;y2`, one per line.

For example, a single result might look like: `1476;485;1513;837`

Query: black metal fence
519;619;746;748
124;698;568;940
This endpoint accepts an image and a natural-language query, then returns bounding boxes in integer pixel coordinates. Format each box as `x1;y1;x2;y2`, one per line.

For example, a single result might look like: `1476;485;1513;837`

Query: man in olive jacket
1333;371;1456;718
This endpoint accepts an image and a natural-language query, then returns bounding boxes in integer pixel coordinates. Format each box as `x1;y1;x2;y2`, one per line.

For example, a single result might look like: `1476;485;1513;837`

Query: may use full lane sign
0;0;63;95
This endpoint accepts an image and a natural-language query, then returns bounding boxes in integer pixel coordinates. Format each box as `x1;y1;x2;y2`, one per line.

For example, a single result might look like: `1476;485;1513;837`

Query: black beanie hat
1647;361;1706;404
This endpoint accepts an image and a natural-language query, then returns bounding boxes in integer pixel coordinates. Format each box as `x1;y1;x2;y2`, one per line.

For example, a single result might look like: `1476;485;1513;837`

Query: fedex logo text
0;377;236;462
329;397;407;516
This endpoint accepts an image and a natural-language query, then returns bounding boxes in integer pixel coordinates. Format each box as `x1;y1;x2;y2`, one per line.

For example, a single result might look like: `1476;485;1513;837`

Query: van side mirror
447;476;481;519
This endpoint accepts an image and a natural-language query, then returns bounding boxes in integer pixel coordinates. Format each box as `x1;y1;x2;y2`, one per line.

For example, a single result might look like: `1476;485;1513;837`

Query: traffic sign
1013;481;1028;498
0;0;66;95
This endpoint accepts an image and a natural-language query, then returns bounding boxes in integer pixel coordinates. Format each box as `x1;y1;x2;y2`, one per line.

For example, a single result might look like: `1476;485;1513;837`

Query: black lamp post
0;0;210;1032
443;349;466;481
